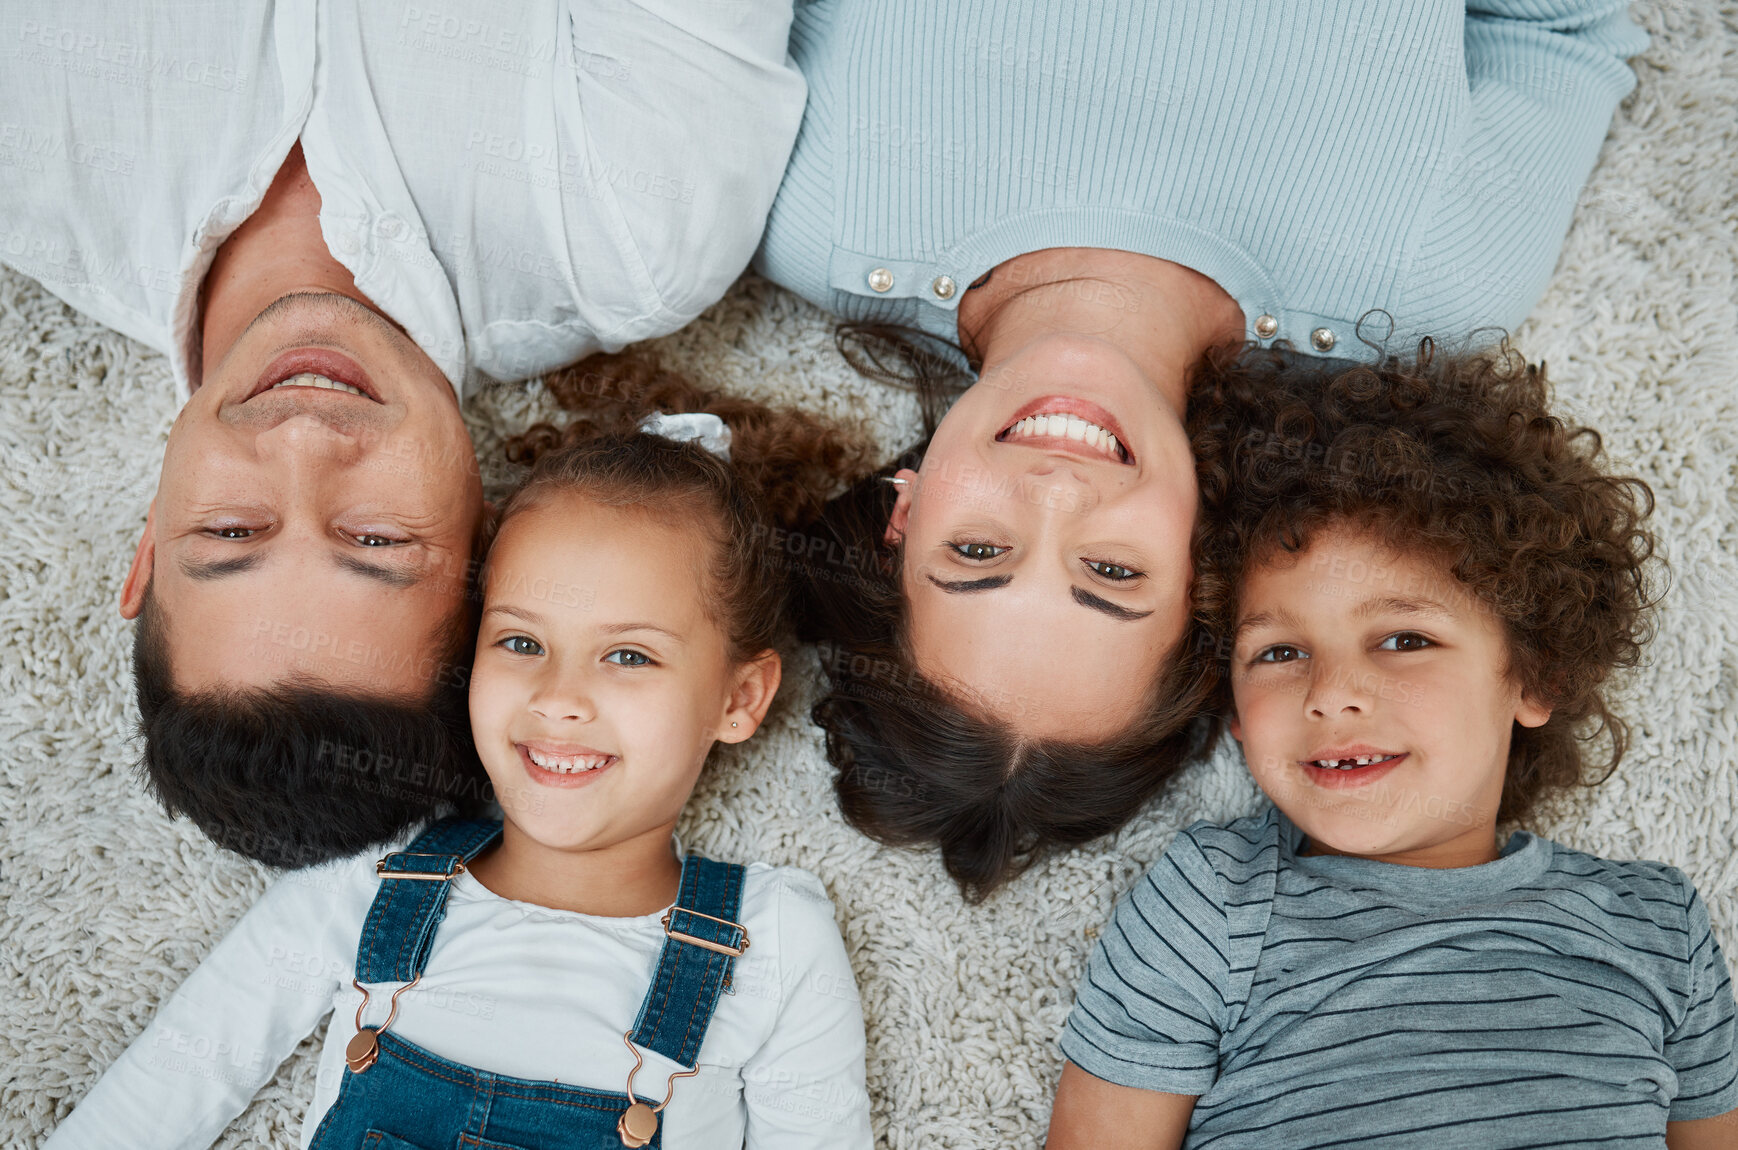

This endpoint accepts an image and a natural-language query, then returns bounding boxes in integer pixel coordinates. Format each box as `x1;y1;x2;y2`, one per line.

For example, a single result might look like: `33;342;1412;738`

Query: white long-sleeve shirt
44;839;873;1149
0;0;806;399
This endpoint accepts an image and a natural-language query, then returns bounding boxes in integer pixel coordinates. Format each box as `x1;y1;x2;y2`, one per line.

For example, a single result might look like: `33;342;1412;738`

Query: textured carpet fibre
3;4;1736;1145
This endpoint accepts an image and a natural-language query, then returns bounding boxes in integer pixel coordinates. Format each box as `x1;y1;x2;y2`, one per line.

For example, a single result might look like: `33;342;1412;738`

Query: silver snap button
1254;314;1278;339
1310;327;1337;352
931;275;957;301
867;268;894;293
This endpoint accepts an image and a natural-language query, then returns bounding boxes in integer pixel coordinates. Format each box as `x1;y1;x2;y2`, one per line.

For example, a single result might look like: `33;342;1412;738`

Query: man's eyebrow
926;574;1014;594
1071;585;1153;622
333;553;422;589
177;554;264;580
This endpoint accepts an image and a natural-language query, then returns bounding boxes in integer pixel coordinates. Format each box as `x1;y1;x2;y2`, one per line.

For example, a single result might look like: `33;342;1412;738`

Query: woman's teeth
270;372;366;397
1312;754;1400;770
1000;413;1126;462
526;748;612;773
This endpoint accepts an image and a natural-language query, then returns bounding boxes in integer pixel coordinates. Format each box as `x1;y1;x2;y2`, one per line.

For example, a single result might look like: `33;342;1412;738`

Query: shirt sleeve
1401;0;1648;333
43;859;359;1149
1059;829;1231;1095
1666;881;1738;1121
739;868;873;1150
562;0;807;332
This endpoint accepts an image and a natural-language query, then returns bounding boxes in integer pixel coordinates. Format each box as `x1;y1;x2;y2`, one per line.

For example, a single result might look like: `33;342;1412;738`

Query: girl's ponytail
505;353;875;528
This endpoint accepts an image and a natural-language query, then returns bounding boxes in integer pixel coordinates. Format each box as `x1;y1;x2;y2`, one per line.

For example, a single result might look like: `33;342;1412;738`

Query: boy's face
468;494;777;854
1228;526;1551;867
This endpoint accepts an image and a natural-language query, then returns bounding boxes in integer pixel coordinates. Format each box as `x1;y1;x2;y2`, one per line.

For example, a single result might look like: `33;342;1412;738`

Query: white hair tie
636;411;732;462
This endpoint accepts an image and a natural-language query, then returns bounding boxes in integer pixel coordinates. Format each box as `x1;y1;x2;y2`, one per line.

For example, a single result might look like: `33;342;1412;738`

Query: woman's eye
1256;644;1307;664
605;649;652;667
500;636;544;656
1379;632;1434;652
1084;559;1142;581
949;542;1008;562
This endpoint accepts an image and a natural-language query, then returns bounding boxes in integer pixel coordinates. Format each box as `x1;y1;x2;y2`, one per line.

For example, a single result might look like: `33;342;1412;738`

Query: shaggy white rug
3;4;1735;1145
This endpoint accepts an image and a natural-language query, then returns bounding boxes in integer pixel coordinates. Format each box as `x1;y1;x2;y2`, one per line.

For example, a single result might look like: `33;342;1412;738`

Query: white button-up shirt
0;0;807;400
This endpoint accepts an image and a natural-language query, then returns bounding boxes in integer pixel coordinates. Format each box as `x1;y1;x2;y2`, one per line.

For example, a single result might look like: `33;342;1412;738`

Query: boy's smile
1228;525;1552;868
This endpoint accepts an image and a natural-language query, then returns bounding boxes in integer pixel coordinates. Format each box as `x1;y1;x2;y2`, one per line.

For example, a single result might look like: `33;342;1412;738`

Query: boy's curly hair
1187;340;1658;825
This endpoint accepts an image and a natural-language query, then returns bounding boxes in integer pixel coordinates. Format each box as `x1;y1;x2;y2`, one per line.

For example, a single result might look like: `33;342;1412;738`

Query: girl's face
885;333;1197;738
469;493;779;854
1227;526;1551;867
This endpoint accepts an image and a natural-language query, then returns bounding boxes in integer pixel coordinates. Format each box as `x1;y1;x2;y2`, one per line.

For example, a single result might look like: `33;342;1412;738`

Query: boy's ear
882;468;918;547
1515;694;1553;729
717;650;783;743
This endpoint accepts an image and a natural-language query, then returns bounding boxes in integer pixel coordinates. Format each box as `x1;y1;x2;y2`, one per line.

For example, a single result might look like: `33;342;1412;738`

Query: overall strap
354;818;503;984
628;856;749;1069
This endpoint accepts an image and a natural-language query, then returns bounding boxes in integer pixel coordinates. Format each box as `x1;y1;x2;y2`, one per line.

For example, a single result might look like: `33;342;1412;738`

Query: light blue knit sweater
755;0;1647;359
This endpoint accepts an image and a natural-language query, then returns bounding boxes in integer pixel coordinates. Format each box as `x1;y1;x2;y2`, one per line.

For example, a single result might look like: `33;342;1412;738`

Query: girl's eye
604;649;652;667
949;541;1008;562
500;636;544;656
1084;559;1142;581
1256;644;1307;664
1379;631;1434;652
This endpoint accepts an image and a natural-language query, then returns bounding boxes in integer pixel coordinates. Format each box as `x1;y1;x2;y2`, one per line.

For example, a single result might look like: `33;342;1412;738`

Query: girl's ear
1227;713;1244;743
883;468;918;547
717;650;783;743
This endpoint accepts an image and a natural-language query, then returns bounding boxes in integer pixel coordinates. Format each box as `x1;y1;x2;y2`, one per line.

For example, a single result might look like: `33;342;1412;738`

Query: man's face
121;293;485;696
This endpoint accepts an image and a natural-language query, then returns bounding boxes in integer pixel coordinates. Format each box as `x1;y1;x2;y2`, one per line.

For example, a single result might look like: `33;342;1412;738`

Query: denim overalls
307;818;750;1150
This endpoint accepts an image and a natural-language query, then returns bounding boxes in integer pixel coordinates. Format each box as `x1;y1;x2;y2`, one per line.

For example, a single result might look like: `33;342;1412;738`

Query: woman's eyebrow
926;573;1013;593
1071;586;1152;621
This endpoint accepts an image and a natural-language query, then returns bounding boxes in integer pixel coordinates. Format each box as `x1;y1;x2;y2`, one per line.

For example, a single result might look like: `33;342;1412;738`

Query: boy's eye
1256;644;1307;664
1379;632;1434;652
500;635;544;656
1083;559;1142;581
949;541;1007;562
605;649;652;667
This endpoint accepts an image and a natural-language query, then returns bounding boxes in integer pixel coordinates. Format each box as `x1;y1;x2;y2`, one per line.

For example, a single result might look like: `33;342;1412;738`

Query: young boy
1048;348;1738;1149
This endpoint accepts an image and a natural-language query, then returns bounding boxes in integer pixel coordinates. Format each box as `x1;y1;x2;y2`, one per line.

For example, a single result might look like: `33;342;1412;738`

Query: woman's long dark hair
789;325;1220;902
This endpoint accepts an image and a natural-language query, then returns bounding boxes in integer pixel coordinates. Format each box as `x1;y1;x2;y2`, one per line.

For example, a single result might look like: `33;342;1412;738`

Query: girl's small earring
731;721;739;728
882;476;909;487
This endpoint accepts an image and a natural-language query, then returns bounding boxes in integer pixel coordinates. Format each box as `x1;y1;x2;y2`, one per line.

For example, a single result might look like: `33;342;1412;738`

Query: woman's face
888;333;1197;738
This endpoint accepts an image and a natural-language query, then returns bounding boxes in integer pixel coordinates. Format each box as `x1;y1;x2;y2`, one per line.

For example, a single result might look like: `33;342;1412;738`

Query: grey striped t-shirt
1062;808;1738;1148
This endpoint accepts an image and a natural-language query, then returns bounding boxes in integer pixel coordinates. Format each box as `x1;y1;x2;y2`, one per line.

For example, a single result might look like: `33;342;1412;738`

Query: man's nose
255;413;365;466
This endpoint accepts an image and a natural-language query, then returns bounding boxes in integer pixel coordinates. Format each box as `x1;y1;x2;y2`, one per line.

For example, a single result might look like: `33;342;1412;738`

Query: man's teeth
1001;413;1126;461
1312;754;1399;770
526;748;611;773
269;372;366;397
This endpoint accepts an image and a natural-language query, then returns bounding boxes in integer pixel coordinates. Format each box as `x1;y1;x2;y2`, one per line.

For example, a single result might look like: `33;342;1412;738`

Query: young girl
1048;347;1738;1149
47;357;877;1149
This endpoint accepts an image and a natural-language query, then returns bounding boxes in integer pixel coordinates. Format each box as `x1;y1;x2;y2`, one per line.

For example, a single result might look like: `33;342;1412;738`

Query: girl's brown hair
500;353;878;662
1187;340;1659;824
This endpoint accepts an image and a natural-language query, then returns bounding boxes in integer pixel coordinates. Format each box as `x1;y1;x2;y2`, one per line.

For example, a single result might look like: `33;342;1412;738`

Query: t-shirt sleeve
1059;829;1233;1095
42;857;359;1149
739;868;873;1150
1666;881;1738;1121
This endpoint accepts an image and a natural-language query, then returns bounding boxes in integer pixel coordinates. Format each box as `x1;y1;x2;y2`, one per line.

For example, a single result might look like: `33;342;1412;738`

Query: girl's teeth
269;372;366;397
1312;754;1397;770
526;748;610;773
